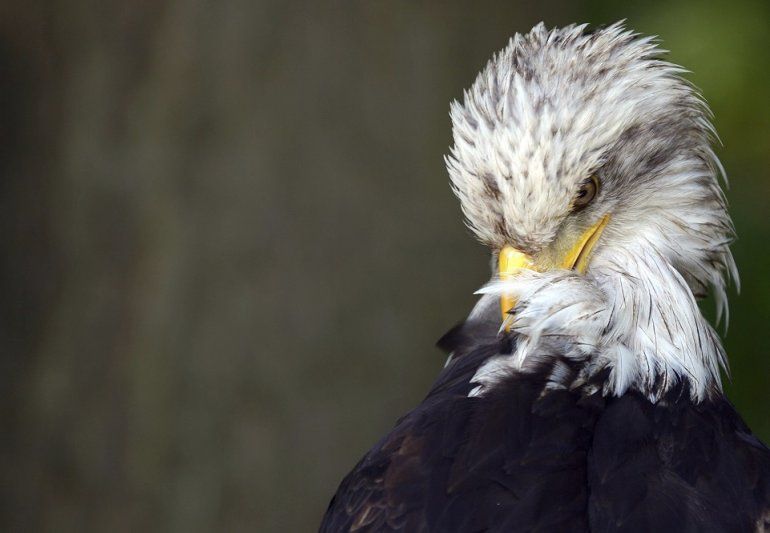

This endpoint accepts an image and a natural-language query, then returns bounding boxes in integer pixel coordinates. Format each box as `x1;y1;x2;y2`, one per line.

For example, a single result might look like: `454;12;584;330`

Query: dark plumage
321;320;770;532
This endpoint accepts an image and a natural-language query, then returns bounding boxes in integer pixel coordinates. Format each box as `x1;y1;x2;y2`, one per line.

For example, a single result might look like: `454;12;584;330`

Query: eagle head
447;22;738;401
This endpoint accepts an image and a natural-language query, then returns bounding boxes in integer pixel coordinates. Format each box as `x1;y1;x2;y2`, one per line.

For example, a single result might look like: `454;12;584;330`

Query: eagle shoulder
587;389;770;532
320;322;604;532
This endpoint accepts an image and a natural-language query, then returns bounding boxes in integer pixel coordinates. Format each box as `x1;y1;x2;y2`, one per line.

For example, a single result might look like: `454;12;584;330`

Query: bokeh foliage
1;1;768;531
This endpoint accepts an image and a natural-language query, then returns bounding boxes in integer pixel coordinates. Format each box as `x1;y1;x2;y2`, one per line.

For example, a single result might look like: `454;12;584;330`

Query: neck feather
592;243;726;402
470;243;727;403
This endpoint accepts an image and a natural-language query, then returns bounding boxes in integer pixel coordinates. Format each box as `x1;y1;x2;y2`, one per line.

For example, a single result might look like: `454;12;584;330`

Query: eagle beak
498;247;533;327
498;214;610;328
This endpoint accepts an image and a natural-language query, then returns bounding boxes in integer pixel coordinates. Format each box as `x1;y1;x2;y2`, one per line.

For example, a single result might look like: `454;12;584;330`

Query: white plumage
447;22;737;402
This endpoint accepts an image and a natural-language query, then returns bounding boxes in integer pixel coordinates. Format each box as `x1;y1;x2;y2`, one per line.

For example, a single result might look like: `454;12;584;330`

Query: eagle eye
573;176;599;211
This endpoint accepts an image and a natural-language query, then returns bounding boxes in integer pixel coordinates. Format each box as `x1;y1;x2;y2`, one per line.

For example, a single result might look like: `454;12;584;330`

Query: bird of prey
321;22;770;532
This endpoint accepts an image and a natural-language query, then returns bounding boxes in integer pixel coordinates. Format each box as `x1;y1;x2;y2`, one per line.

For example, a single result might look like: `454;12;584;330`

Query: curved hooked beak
498;214;610;329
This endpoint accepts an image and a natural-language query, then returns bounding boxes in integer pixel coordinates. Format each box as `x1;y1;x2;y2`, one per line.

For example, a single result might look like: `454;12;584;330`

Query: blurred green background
2;1;768;531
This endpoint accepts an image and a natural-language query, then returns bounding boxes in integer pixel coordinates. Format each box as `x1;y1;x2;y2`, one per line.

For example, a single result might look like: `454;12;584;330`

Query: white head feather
448;22;737;402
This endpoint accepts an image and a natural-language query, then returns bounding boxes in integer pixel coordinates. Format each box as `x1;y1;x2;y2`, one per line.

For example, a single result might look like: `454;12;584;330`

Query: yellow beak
498;214;610;327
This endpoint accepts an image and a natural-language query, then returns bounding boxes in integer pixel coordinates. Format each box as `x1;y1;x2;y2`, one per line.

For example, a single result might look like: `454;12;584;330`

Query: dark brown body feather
320;320;770;532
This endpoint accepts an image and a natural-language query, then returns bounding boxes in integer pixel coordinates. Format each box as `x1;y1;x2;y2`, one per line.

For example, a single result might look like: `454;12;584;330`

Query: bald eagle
321;23;770;532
